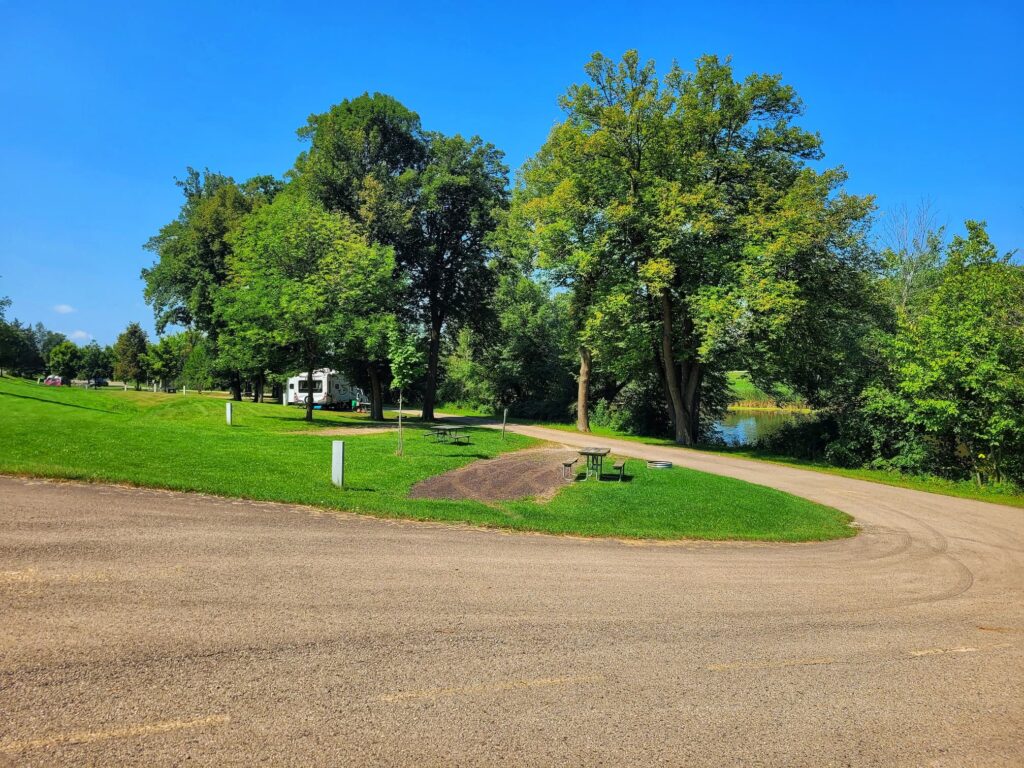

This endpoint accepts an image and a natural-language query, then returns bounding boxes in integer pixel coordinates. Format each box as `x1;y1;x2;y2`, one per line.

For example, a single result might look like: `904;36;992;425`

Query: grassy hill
0;376;853;541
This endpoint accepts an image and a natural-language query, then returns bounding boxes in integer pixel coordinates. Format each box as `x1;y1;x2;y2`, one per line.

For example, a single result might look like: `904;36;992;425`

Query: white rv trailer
285;369;365;411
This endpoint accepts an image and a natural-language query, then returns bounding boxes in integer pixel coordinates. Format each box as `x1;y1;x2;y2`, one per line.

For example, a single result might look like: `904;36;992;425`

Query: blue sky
2;0;1021;345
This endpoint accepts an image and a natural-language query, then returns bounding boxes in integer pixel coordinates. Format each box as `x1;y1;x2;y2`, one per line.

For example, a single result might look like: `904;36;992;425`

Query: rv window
297;380;324;393
289;382;294;389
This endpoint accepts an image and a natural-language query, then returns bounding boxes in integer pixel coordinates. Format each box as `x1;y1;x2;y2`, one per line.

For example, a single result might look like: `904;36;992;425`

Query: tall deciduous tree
224;191;394;421
295;95;508;421
142;168;282;399
294;93;423;418
407;133;508;420
517;51;874;443
113;322;150;389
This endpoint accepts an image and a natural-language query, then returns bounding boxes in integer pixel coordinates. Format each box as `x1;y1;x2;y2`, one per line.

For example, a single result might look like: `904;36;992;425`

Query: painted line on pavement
909;642;1011;657
707;657;835;672
380;675;604;702
0;714;231;753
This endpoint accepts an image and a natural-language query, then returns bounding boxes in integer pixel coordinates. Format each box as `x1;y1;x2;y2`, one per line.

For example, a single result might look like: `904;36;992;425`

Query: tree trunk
304;367;314;422
421;314;442;422
680;361;702;445
659;289;691;443
367;364;384;421
230;373;242;402
576;347;592;433
688;365;704;443
252;372;263;403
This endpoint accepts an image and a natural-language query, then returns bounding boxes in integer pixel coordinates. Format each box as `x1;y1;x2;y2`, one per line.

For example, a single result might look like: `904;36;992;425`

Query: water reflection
713;409;809;447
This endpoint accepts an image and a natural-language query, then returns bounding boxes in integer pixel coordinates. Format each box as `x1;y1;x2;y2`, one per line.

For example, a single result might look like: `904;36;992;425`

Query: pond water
712;409;810;447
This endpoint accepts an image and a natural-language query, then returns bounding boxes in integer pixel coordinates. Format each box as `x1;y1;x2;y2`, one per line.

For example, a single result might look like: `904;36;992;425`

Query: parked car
88;378;109;388
43;375;65;386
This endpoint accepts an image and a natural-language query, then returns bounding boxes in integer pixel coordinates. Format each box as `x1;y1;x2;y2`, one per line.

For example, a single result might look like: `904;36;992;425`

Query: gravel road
1;467;1021;766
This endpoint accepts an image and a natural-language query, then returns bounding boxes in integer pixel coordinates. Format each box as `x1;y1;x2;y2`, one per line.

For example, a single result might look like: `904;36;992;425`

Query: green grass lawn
512;416;1024;509
0;376;853;541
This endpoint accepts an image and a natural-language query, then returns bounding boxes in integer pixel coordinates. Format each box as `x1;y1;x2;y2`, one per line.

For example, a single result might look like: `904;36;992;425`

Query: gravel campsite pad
409;448;579;502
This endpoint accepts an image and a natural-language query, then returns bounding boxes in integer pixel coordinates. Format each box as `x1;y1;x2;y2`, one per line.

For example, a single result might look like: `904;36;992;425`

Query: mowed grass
0;377;853;541
513;416;1024;509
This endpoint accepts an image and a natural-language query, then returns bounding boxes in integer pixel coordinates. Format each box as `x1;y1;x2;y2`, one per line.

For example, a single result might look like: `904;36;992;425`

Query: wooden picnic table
428;425;469;444
578;447;610;480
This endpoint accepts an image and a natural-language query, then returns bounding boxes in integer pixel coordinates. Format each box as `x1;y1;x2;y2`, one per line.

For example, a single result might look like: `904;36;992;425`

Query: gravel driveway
1;473;1021;766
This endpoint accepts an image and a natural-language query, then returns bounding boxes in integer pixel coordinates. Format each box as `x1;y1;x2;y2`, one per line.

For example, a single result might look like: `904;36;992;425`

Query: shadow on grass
259;411;398;429
0;390;115;414
571;473;635;483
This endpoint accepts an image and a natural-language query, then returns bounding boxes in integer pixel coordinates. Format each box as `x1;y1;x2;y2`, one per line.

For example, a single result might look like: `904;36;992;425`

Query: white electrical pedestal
332;441;345;487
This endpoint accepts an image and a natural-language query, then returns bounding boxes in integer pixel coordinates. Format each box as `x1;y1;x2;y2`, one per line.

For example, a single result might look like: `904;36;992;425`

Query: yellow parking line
910;642;1011;657
707;657;835;672
381;675;603;702
0;714;230;753
910;646;978;657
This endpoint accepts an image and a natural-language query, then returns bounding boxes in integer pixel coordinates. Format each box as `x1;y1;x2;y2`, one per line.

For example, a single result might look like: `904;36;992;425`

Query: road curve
1;464;1022;765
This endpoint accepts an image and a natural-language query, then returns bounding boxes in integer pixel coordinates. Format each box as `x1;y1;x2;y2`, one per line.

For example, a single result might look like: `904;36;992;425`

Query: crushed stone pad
287;426;396;436
409;448;579;502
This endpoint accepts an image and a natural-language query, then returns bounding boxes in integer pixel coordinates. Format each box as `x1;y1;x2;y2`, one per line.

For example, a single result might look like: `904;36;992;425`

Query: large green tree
144;334;190;389
48;341;81;382
113;322;150;389
892;222;1023;483
516;51;874;443
294;93;423;418
407;133;508;420
295;94;508;421
224;190;394;421
142;168;282;398
78;342;114;381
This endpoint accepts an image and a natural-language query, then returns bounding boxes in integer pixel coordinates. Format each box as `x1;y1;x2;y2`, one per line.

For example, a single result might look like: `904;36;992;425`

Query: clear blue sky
2;0;1021;345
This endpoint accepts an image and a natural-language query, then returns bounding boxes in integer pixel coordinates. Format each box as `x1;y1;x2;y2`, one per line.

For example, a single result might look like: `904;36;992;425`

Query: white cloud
70;330;92;342
53;304;76;314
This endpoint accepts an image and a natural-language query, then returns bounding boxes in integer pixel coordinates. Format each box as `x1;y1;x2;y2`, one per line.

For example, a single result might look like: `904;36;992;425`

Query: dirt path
1;474;1022;765
286;426;396;436
409;448;578;501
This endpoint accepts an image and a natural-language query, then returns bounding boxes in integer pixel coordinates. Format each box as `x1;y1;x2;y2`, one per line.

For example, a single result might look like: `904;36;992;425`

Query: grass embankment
513;417;1024;509
0;377;852;541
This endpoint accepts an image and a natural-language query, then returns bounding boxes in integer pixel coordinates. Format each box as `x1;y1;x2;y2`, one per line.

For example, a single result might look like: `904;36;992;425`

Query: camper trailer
285;369;364;411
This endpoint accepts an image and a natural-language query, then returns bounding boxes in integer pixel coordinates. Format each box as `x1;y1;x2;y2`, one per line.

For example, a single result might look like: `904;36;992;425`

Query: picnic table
428;425;469;445
578;447;610;480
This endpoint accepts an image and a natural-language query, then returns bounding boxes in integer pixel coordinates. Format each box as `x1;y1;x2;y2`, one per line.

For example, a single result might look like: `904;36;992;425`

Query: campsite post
226;401;232;426
332;441;345;487
502;407;508;440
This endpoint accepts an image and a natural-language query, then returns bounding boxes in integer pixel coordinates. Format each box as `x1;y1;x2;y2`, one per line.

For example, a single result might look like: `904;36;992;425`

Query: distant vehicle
43;375;66;386
88;378;108;388
285;369;364;410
